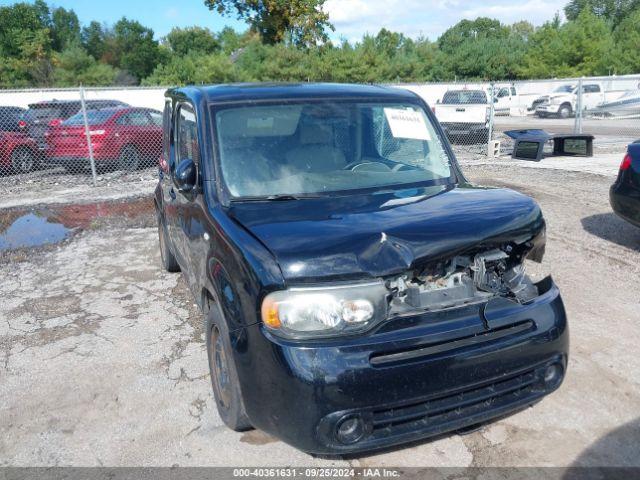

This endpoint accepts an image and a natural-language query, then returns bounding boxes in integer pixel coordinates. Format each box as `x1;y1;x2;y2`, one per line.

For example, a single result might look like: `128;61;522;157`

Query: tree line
0;0;638;89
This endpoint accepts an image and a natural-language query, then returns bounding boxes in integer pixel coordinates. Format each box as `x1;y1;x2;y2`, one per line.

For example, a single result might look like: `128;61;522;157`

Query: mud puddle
0;197;154;252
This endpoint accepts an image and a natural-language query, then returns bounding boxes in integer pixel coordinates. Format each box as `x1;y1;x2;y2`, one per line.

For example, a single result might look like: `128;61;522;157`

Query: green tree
519;10;615;78
0;1;54;86
53;44;118;86
143;52;241;85
164;27;219;55
111;17;161;82
438;18;510;54
611;9;640;73
81;21;107;60
203;0;333;46
564;0;640;25
437;18;522;80
50;6;80;51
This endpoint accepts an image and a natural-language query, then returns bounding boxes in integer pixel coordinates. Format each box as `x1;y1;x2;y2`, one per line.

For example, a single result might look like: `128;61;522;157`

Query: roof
169;83;419;104
29;99;126;106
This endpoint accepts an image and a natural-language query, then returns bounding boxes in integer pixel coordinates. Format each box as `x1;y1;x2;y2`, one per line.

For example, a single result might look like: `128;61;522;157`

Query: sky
0;0;567;42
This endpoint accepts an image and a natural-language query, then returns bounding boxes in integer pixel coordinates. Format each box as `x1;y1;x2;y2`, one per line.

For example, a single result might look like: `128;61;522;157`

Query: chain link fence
401;75;640;161
0;77;639;251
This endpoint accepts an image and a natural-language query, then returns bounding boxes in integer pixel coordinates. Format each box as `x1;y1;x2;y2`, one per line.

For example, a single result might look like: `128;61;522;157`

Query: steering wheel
342;161;392;172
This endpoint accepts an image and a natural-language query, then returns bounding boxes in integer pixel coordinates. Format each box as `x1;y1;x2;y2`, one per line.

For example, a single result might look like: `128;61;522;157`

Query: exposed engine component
387;246;540;315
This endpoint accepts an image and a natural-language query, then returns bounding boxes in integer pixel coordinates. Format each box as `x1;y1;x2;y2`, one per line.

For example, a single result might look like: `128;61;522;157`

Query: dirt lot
1;159;639;467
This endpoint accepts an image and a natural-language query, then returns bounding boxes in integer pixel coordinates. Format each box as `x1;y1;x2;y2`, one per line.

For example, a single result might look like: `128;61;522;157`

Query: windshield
553;85;574;93
24;105;65;121
214;101;453;198
442;90;487;104
62;110;115;126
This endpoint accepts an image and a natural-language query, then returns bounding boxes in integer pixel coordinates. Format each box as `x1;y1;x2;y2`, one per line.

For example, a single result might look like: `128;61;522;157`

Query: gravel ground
1;159;639;467
0;166;157;210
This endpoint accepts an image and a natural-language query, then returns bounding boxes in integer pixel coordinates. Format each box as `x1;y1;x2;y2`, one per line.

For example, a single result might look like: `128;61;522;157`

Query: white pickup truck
433;89;490;144
533;83;605;118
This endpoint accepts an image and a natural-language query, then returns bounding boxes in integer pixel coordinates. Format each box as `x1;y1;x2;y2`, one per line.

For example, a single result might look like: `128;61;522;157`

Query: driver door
171;103;202;286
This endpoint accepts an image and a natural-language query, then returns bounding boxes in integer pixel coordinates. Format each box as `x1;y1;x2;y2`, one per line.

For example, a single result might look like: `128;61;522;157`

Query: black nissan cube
155;83;568;455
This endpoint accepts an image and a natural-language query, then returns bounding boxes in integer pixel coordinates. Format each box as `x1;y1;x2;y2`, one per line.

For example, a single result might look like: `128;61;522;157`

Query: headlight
261;281;388;338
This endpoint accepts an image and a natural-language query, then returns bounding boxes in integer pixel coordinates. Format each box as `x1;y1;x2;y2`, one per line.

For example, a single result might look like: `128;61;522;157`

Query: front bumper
440;122;487;136
535;105;559;115
610;182;640;227
233;278;569;454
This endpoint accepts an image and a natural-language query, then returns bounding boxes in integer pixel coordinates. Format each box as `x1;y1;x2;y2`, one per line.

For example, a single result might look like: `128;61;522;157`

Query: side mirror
174;158;196;193
494;98;499;103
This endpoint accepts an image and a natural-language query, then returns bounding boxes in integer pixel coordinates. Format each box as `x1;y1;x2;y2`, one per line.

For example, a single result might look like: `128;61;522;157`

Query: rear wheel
11;148;35;174
157;213;180;272
118;145;140;171
206;308;252;432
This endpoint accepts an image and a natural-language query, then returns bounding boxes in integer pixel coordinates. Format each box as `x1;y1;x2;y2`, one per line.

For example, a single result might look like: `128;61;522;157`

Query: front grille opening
371;368;540;432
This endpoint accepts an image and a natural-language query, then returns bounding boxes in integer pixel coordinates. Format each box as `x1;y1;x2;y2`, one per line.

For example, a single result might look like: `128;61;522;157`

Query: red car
0;105;38;174
45;107;163;171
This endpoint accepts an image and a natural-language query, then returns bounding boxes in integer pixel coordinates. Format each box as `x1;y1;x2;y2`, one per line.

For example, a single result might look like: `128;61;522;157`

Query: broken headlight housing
261;281;388;338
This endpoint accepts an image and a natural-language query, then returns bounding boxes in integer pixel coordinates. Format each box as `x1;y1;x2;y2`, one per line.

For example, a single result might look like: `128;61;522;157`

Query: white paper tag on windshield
384;108;431;141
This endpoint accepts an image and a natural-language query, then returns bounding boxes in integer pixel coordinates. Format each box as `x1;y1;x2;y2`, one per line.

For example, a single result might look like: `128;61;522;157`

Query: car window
442;90;487;104
176;104;200;166
0;108;23;131
129;111;151;126
497;88;509;98
62;109;115;126
117;111;150;126
553;85;574;93
511;87;517;96
149;111;163;127
25;105;64;121
215;101;452;198
61;104;81;118
583;84;600;93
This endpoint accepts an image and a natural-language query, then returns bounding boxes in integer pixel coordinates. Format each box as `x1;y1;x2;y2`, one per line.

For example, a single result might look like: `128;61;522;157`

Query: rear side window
176;104;200;166
62;110;114;126
117;111;151;126
583;84;601;93
25;105;64;121
149;111;163;127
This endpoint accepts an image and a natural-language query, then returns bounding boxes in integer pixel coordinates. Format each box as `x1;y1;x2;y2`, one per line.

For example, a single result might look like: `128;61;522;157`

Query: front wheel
206;308;252;432
157;213;180;272
558;104;572;119
11;148;35;174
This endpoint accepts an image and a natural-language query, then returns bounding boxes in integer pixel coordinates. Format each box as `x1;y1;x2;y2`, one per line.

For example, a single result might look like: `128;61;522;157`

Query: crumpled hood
228;185;544;283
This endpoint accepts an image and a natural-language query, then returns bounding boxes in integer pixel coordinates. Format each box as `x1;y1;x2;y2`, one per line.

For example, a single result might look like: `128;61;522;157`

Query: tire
118;145;140;171
558;104;572;119
11;147;35;174
206;307;252;432
157;213;180;273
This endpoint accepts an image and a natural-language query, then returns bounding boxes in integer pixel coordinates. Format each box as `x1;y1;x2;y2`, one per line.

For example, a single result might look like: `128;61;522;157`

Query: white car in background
433;89;490;144
533;83;604;118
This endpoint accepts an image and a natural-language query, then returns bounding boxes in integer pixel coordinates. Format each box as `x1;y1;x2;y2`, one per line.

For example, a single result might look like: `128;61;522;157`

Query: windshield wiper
231;193;321;202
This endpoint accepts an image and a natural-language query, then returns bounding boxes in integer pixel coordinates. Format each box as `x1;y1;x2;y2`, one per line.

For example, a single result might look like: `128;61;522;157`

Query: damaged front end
386;233;547;318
